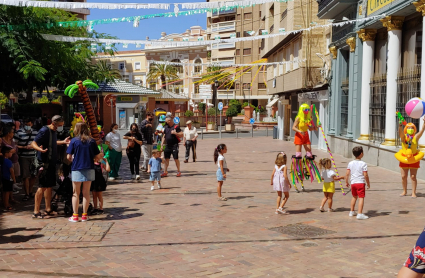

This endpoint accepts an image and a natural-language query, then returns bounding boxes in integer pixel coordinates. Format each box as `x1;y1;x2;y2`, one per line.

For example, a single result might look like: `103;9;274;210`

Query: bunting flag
147;59;306;67
41;14;386;48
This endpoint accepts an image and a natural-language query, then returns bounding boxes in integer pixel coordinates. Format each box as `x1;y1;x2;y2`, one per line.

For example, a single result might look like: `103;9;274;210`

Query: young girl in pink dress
270;152;291;214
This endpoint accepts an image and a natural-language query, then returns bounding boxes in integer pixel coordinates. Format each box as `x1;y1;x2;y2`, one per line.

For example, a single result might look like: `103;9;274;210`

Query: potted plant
193;120;201;129
225;105;238;130
207;107;216;130
198;103;206;115
185;110;194;117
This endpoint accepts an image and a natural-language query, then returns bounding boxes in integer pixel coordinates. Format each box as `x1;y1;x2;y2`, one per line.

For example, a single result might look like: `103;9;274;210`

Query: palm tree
64;80;100;143
146;64;179;90
90;60;121;84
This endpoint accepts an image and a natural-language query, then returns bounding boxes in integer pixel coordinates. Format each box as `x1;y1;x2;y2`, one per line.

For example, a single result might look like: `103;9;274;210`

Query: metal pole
219;113;222;139
201;128;203;140
110;98;113;125
251;125;253;137
236;128;238;138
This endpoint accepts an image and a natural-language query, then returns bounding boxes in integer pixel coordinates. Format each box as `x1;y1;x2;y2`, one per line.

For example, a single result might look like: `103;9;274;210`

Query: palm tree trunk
161;75;166;90
79;87;100;143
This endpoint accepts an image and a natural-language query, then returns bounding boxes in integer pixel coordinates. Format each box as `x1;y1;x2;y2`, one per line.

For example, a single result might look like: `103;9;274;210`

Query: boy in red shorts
345;146;370;220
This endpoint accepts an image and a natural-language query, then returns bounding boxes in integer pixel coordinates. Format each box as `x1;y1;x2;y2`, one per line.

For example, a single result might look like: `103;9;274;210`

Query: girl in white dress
270;152;291;214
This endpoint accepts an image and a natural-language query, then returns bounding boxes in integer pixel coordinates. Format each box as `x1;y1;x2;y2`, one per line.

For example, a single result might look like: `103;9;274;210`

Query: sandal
4;206;14;212
32;212;44;219
161;172;168;177
44;210;55;216
97;209;104;215
218;196;227;201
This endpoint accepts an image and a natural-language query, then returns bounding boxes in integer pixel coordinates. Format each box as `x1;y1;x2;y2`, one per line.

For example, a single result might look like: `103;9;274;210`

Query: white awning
116;103;138;109
266;98;279;108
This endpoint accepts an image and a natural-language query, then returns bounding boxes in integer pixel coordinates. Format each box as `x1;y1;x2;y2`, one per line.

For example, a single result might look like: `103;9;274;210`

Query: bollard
201;128;203;140
236;128;238;138
251;125;254;137
266;127;268;137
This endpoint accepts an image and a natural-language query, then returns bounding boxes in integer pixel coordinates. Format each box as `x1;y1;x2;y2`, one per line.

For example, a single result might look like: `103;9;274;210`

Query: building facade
319;0;425;178
261;0;331;149
206;1;268;107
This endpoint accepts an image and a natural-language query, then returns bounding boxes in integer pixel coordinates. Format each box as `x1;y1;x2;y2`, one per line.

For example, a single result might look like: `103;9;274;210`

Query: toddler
2;146;16;211
91;153;110;215
271;152;291;214
214;144;229;201
148;150;162;190
319;158;344;212
345;146;370;220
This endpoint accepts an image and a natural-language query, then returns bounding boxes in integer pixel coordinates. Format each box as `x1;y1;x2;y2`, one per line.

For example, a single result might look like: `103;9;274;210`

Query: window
194;58;202;74
194;84;200;94
278;51;284;75
243;48;251;55
236;49;240;55
293;40;300;69
224;16;235;21
259;47;261;54
236;83;240;89
273;54;277;76
171;59;183;73
285;47;291;72
134;62;141;70
281;9;287;21
119;63;125;70
243;83;250;89
259;11;262;18
237;14;241;21
258;83;266;89
236;32;241;38
244;12;252;20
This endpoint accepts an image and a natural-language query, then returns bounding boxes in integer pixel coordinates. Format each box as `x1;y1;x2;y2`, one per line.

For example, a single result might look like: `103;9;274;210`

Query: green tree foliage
229;99;242;113
184;110;194;117
0;5;117;98
207;107;216;117
197;103;206;115
38;96;49;103
226;105;238;117
0;93;8;109
91;60;121;84
147;64;178;89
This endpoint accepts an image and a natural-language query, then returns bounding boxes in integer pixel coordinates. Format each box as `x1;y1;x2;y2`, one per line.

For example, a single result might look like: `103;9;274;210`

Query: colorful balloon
405;97;425;119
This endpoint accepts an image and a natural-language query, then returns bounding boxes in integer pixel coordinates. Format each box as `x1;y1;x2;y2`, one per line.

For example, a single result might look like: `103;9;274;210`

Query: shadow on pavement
0;269;129;277
287;208;315;214
365;210;391;217
227;196;254;200
0;227;43;244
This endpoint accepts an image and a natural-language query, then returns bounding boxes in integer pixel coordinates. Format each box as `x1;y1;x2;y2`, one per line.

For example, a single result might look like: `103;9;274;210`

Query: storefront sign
368;0;395;15
118;96;133;102
298;90;329;102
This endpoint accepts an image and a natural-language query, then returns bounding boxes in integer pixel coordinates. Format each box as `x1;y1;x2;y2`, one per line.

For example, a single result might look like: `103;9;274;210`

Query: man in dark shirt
31;115;70;219
140;112;154;171
161;116;183;177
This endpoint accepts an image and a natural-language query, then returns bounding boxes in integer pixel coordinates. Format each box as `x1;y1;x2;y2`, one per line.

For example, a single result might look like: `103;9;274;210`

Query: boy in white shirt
345;146;371;220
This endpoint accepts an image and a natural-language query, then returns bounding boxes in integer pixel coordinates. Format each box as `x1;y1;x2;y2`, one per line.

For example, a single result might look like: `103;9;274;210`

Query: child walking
345;146;370;220
319;158;345;212
2;146;16;211
271;152;291;214
148;150;162;191
91;153;110;215
214;144;229;201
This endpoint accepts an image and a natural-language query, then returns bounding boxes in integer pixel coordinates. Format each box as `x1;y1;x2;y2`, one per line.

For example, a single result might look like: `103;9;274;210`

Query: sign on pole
249;118;255;124
173;117;180;125
218;102;223;111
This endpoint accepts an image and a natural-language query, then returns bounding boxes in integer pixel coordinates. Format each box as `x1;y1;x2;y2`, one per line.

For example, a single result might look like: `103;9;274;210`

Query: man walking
161;116;183;177
31;115;70;219
140;112;154;172
14;118;38;201
183;120;198;163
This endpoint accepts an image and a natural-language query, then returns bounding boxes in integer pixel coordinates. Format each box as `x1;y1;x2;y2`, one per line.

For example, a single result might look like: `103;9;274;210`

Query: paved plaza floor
0;137;423;277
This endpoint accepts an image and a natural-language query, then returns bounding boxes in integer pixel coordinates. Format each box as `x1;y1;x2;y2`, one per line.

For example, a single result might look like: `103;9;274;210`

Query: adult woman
2;125;20;180
292;103;319;158
66;123;100;222
105;123;122;181
395;119;425;198
123;123;143;180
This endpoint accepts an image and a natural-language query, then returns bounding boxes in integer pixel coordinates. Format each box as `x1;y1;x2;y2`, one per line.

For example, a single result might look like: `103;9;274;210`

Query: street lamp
214;80;219;131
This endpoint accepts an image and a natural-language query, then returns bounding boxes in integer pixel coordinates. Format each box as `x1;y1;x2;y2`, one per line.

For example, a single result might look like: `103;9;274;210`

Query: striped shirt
14;128;38;158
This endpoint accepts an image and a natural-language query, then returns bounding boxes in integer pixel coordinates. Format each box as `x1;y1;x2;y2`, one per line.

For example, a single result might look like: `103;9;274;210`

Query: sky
88;0;207;51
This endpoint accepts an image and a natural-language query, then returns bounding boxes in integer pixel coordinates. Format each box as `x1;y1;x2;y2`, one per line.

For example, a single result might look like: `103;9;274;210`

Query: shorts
400;161;420;169
351;183;366;198
13;162;20;178
294;132;311;145
217;169;226;181
323;182;335;193
164;144;179;160
2;179;13;192
149;172;161;181
404;228;425;274
20;157;35;179
71;169;95;182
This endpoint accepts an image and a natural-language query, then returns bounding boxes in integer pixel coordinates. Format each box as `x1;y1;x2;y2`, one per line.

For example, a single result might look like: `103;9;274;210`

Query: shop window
340;50;350;136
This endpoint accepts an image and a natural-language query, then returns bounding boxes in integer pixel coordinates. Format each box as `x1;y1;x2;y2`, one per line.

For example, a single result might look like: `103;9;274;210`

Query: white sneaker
135;175;140;180
108;177;115;181
356;214;369;220
131;174;136;179
349;211;357;217
151;185;155;191
319;207;325;212
157;183;161;189
13;184;22;190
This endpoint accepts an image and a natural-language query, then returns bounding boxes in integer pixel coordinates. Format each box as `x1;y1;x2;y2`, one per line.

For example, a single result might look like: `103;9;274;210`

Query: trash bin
273;126;278;139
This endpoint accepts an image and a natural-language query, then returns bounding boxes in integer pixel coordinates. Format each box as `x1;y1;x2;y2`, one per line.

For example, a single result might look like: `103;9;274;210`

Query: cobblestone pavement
0;137;423;277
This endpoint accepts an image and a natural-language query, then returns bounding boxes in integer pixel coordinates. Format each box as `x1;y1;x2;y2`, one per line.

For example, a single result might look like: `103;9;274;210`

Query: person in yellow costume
292;103;319;158
395;119;425;198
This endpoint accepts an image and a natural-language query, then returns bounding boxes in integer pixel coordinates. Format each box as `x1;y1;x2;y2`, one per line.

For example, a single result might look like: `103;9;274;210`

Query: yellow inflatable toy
395;123;424;168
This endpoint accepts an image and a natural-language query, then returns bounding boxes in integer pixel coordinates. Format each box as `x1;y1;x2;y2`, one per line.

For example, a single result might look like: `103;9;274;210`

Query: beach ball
405;97;425;119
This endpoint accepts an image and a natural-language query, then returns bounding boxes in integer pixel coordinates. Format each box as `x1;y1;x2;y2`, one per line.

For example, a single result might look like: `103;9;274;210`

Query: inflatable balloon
405;97;425;119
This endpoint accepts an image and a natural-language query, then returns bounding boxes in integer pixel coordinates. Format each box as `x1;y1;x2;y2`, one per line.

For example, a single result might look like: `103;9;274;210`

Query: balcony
212;8;237;17
270;24;274;34
211;42;236;50
211;21;236;33
212;58;235;65
317;0;357;19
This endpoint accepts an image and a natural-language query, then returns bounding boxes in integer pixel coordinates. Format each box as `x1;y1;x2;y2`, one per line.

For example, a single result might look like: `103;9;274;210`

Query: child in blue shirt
2;146;16;211
148;150;162;191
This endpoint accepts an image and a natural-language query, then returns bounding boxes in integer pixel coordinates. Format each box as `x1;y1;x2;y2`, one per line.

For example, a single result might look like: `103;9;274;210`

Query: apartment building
145;26;207;107
206;1;267;107
260;0;330;148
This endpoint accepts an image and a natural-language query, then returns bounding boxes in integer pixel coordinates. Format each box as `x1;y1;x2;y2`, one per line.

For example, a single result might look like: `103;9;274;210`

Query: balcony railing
211;42;236;50
211;21;236;33
318;0;333;13
212;8;237;17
